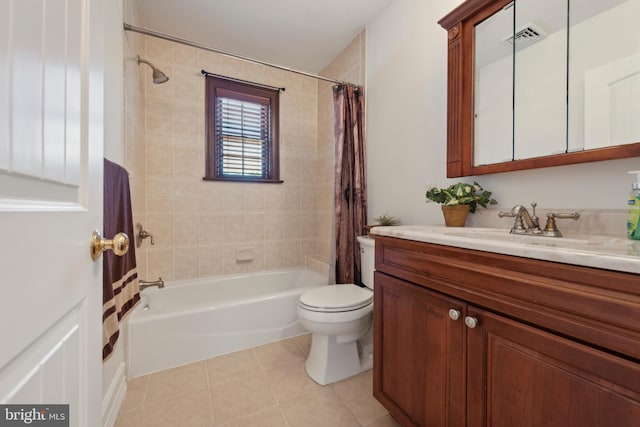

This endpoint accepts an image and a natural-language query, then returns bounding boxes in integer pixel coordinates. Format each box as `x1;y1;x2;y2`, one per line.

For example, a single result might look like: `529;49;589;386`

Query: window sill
202;176;284;184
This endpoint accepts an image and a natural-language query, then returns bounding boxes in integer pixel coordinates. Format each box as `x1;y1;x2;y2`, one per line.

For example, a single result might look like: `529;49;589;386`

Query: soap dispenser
627;171;640;240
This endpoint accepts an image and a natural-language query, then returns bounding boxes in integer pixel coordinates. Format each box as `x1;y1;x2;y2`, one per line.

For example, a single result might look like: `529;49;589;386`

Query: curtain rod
123;23;359;88
200;70;285;93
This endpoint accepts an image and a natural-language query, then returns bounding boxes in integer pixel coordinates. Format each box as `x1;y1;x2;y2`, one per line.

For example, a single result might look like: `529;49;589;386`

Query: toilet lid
299;284;373;312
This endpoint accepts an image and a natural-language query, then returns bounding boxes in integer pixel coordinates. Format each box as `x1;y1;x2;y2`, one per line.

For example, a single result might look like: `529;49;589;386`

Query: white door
0;0;106;426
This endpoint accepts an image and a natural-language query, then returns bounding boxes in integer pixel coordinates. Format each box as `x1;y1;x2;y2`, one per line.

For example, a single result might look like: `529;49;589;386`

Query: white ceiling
128;0;395;74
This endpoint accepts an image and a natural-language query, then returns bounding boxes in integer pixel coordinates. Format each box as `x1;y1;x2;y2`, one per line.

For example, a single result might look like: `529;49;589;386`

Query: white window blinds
215;96;272;178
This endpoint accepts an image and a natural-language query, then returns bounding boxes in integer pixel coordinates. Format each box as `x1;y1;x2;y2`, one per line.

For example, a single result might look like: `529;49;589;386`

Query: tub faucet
139;277;164;291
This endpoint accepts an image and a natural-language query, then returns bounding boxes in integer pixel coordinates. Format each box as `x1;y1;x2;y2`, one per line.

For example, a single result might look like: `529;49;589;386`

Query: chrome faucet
499;202;542;235
499;202;580;237
136;223;155;247
139;277;164;291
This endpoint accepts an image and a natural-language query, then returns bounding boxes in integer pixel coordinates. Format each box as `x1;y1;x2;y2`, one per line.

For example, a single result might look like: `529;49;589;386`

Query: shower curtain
334;84;366;285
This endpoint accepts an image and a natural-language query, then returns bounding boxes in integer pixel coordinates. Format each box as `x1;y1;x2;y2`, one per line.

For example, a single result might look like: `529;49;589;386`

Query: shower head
136;55;169;84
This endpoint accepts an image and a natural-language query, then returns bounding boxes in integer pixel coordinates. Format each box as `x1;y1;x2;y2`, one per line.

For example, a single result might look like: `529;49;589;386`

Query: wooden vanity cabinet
373;236;640;427
374;273;466;427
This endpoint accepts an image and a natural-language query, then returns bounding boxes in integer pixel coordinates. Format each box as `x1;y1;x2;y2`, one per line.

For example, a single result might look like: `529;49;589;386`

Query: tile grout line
202;358;215;425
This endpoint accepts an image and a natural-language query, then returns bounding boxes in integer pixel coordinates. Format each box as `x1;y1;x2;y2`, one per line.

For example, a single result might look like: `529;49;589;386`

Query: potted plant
364;213;400;236
425;181;497;227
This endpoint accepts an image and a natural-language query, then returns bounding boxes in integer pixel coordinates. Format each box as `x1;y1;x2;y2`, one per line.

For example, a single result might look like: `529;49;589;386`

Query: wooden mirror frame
438;0;640;178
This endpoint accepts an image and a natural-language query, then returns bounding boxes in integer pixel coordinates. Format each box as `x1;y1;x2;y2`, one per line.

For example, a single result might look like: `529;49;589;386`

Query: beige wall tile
145;97;174;135
263;241;283;270
173;180;200;214
130;31;364;281
172;43;199;68
174;147;203;179
199;183;224;213
146;248;175;281
145;132;172;151
241;245;265;273
145;214;174;248
282;240;302;268
174;246;199;281
146;178;175;213
146;146;173;178
221;246;245;275
300;239;317;258
244;185;266;212
264;214;283;241
264;186;283;212
282;185;300;212
282;213;300;240
198;245;222;277
199;214;225;245
221;184;245;212
173;214;199;245
244;213;265;242
223;214;246;243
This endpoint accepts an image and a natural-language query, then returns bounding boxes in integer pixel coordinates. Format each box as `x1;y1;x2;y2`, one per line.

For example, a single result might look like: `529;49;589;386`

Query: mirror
569;0;640;151
438;0;640;177
473;4;513;165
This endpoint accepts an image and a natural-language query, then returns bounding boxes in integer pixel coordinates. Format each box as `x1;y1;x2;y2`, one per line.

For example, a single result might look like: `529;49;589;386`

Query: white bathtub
127;267;327;377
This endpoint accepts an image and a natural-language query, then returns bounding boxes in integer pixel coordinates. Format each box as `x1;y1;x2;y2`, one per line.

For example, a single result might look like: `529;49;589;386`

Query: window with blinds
204;76;281;183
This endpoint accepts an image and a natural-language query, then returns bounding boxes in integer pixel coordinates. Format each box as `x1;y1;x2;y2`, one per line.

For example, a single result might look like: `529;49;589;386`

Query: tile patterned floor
116;334;400;426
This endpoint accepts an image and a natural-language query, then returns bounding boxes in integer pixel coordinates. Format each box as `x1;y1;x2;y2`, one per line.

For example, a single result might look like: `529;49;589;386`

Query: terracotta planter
441;204;470;227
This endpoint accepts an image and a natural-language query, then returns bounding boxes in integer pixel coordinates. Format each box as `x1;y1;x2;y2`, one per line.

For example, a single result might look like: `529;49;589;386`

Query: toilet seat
299;284;373;313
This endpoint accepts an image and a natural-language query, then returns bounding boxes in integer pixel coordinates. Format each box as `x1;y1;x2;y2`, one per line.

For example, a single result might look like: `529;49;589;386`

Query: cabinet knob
448;309;461;320
465;316;478;329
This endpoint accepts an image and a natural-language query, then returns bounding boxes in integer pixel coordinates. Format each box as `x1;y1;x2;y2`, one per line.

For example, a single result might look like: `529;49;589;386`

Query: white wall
366;0;640;229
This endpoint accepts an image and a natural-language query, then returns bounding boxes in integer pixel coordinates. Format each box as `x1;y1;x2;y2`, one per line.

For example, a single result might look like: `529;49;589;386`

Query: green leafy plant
373;213;400;226
425;181;497;213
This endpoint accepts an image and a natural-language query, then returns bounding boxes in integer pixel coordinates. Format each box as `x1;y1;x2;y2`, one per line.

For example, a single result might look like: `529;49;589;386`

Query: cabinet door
466;308;640;427
374;272;465;427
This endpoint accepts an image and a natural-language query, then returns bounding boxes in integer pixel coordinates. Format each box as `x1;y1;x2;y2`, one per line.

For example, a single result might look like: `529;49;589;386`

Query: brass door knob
90;230;129;261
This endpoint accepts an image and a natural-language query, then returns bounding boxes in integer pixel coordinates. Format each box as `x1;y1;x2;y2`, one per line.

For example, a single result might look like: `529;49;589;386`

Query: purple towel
103;158;140;360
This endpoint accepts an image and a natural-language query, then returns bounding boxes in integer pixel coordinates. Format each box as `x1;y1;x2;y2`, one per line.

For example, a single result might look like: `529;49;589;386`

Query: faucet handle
136;223;155;247
543;212;580;237
498;210;526;234
529;202;541;230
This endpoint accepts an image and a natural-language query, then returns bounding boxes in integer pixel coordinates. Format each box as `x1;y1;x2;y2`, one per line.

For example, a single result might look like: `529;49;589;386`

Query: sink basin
441;227;625;250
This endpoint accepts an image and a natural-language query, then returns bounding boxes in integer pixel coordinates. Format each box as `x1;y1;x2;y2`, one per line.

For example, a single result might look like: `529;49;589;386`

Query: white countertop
370;225;640;275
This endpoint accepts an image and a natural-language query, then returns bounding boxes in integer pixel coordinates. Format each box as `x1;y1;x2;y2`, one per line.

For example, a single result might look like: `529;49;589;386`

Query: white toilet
297;235;375;385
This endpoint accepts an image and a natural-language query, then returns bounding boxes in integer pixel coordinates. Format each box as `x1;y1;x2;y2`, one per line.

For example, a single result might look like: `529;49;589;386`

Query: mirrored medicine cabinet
438;0;640;177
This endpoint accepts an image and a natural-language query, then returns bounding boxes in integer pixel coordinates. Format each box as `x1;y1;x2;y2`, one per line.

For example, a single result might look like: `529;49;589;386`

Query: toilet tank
357;236;375;290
